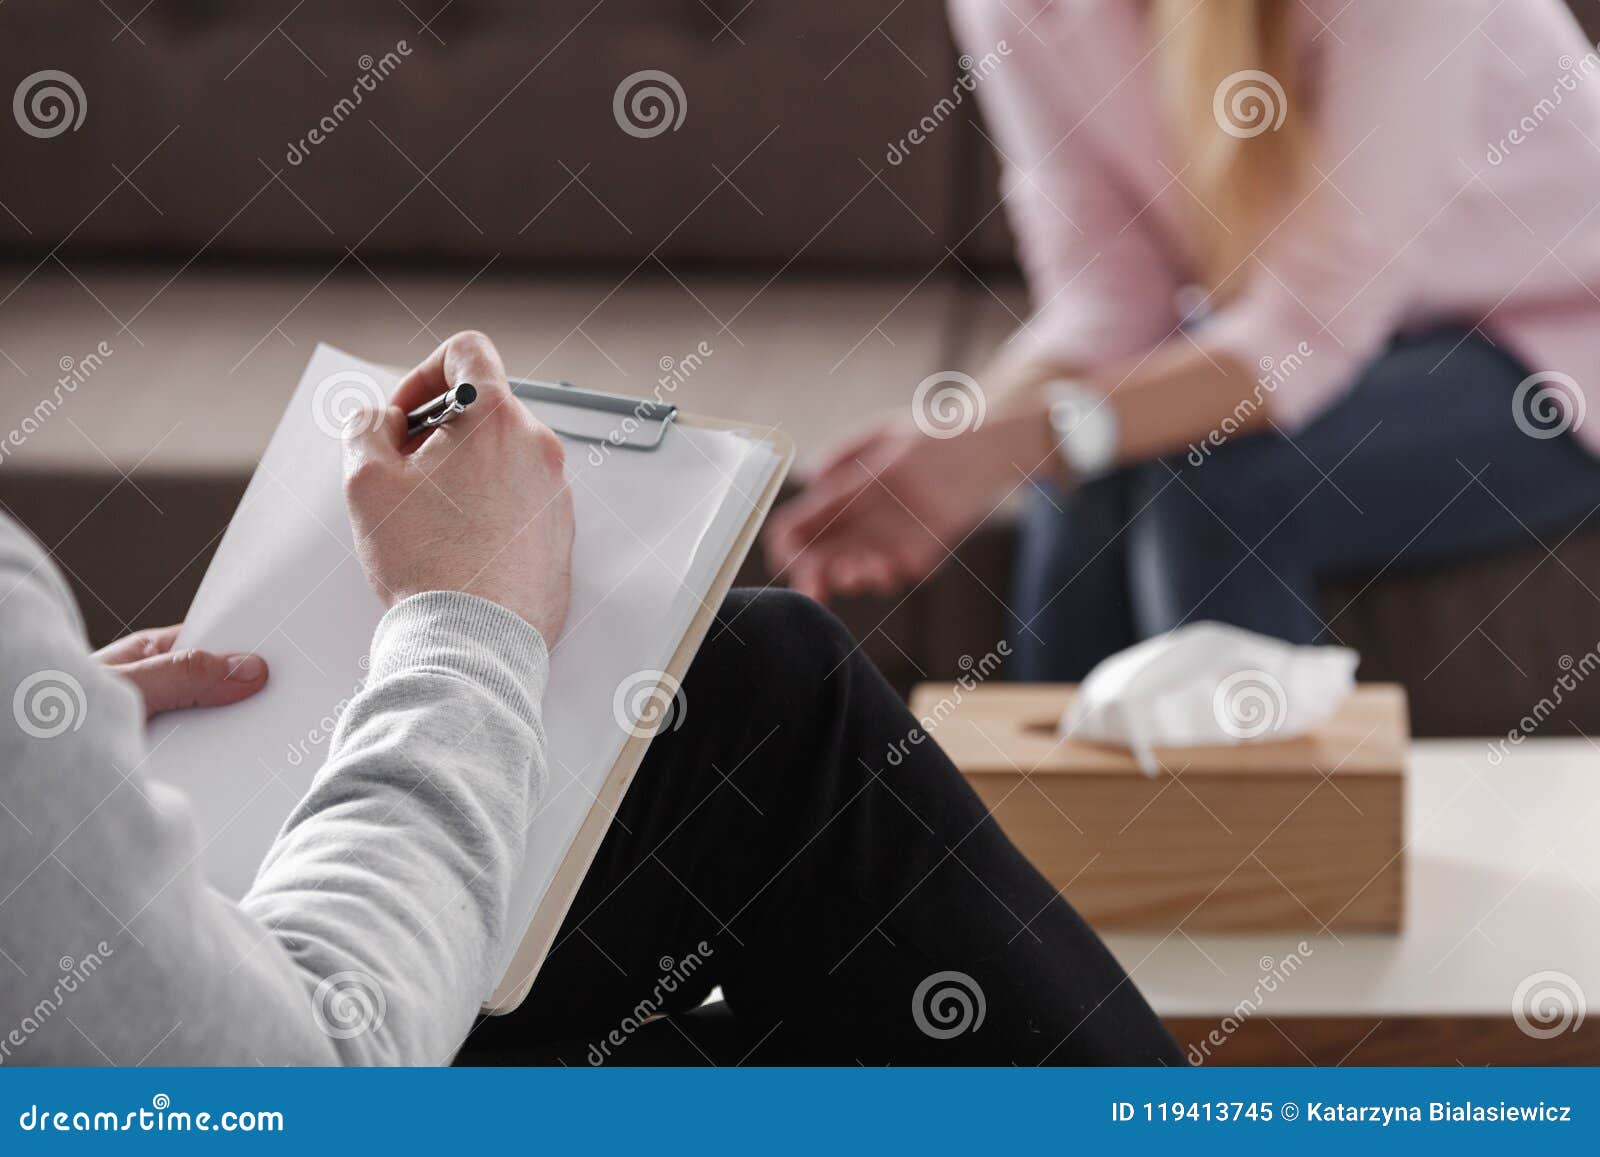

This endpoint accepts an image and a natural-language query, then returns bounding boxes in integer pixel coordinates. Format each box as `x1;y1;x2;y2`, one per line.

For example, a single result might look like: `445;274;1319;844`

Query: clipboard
510;377;679;452
485;392;793;1011
147;345;795;1021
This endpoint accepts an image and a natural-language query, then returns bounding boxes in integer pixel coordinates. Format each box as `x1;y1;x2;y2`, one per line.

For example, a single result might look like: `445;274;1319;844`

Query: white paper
147;344;778;990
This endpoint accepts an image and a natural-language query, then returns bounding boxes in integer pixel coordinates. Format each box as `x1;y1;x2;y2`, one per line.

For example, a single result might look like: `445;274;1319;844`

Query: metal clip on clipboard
510;377;678;452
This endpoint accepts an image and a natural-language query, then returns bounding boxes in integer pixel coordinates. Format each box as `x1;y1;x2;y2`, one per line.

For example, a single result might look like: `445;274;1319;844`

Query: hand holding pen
343;331;574;640
405;381;478;438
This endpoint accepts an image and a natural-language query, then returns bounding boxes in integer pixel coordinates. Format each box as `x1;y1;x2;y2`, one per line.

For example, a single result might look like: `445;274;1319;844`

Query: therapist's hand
341;330;574;643
93;625;269;719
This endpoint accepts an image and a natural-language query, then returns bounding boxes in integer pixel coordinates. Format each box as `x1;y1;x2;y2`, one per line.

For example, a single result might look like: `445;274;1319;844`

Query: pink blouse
950;0;1600;450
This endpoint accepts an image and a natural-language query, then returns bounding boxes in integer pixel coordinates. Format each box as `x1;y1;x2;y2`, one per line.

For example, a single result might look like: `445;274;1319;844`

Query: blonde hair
1153;0;1307;296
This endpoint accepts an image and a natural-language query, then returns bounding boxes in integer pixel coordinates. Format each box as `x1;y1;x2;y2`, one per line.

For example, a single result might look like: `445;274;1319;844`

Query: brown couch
4;0;1600;736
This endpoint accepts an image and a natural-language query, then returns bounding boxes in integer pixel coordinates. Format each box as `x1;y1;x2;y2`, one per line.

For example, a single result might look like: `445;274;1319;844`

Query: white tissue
1060;622;1359;776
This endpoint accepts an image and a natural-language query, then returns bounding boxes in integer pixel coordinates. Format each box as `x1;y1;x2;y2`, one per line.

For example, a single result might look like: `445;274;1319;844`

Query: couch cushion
0;0;958;265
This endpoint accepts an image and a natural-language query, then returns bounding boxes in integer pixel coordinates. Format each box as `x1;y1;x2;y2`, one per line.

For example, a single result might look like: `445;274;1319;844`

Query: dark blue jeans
1011;328;1600;681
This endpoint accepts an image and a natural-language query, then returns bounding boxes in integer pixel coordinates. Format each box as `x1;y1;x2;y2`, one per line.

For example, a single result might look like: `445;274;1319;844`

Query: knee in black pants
684;588;864;741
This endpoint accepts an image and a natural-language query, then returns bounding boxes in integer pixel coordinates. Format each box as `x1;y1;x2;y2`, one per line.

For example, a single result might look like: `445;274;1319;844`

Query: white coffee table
1102;737;1600;1064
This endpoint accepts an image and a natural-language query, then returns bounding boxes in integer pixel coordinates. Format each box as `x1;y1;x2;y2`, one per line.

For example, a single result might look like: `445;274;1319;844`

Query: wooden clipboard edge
482;416;795;1013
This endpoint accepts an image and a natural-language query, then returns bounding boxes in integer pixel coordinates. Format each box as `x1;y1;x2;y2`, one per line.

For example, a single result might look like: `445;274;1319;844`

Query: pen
404;382;478;438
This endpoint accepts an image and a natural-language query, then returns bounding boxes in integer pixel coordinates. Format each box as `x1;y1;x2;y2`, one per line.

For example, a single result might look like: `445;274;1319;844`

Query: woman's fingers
788;553;831;603
767;467;925;599
829;554;867;595
855;553;900;594
110;648;270;719
767;471;873;570
802;423;891;485
784;502;907;603
769;420;920;568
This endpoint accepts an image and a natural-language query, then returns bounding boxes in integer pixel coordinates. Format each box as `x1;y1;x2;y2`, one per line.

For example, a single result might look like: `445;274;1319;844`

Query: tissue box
908;682;1406;932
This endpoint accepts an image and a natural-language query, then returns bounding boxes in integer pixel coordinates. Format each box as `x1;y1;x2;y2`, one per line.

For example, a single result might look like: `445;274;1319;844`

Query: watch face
1049;384;1115;476
1052;398;1088;437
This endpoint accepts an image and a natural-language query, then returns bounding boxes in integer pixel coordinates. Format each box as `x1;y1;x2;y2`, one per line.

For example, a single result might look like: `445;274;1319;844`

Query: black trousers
456;589;1180;1066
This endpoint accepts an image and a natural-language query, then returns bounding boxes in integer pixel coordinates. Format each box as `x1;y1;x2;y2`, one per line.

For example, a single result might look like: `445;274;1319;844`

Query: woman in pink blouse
769;0;1600;678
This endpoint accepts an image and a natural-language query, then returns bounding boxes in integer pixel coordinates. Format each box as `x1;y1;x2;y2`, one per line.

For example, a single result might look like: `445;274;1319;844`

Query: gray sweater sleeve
0;515;549;1065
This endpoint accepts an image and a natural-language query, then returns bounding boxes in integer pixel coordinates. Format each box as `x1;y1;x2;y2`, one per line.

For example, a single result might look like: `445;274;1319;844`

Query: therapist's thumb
113;649;270;719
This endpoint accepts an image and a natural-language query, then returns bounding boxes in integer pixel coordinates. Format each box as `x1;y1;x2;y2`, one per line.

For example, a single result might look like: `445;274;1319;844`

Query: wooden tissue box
907;683;1407;932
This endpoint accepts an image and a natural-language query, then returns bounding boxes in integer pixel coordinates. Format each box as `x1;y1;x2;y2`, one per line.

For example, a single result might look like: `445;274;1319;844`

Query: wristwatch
1045;379;1118;479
